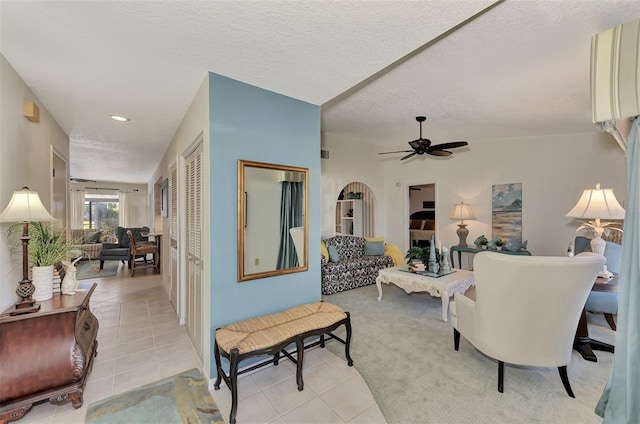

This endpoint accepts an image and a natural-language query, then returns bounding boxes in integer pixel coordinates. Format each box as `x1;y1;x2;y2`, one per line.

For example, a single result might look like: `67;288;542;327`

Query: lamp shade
450;202;475;221
565;183;625;219
0;187;56;223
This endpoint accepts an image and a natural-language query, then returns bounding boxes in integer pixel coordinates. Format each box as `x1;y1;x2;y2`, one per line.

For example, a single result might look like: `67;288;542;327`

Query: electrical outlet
254;258;259;265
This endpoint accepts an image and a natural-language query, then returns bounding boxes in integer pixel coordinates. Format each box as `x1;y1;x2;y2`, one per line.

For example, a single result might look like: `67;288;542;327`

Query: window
84;194;119;236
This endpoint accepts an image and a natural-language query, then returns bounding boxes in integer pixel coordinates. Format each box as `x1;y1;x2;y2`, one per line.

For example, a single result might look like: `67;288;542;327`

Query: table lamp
0;187;56;315
450;201;475;247
565;183;625;279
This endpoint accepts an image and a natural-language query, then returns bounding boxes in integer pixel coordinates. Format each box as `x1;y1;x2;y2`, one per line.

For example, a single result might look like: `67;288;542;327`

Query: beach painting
492;183;522;241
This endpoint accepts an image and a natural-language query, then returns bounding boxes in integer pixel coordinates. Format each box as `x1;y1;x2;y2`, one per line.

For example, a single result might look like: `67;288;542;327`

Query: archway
336;182;375;237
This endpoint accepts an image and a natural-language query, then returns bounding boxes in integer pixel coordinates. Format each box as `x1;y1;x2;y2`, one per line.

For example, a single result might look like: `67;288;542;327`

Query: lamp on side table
0;187;56;315
565;183;625;279
450;201;475;247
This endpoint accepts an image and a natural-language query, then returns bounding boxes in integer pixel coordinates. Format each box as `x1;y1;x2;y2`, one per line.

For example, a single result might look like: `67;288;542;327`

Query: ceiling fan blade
378;150;413;155
430;141;468;150
427;149;452;157
401;152;418;160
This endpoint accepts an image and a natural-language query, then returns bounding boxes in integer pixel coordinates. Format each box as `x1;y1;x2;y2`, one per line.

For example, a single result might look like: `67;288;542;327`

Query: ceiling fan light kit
379;116;469;160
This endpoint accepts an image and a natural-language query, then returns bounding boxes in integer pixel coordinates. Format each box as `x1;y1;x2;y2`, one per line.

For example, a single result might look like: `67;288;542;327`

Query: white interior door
184;143;203;359
170;166;178;311
50;147;68;230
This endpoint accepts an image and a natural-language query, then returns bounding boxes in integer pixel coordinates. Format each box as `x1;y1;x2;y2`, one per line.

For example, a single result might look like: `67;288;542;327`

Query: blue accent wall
209;72;321;371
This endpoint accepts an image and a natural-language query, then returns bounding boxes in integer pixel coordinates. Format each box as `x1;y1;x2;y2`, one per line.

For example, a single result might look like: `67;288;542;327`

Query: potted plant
25;222;75;301
405;246;440;264
495;238;505;250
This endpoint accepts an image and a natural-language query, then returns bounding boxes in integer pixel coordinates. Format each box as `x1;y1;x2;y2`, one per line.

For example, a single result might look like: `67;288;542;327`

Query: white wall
0;55;69;311
321;131;626;261
320;132;387;238
147;74;210;374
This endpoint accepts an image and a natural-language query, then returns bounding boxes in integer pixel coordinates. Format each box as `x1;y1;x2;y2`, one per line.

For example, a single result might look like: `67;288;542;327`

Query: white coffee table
376;266;475;322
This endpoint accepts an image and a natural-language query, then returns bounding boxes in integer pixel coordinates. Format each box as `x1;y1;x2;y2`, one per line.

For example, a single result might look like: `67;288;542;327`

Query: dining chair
126;230;159;277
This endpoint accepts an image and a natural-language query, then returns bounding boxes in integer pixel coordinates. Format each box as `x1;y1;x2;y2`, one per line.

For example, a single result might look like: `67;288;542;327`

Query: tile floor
18;263;385;424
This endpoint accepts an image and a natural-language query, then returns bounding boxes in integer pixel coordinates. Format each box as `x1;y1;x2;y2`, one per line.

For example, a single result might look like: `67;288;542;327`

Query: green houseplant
10;222;76;301
405;246;440;264
28;222;75;267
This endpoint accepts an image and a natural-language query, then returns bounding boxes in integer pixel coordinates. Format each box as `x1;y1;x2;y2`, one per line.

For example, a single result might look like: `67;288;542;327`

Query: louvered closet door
185;144;203;359
170;166;178;310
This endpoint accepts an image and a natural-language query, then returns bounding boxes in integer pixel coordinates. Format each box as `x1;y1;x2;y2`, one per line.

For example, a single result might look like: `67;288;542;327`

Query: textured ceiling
1;1;639;183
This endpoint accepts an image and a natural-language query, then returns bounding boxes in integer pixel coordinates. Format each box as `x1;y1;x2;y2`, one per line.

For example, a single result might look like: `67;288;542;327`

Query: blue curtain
276;181;303;270
596;116;640;423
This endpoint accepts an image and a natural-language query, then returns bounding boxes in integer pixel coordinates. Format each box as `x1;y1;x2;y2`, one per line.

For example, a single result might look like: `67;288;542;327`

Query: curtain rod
85;187;139;191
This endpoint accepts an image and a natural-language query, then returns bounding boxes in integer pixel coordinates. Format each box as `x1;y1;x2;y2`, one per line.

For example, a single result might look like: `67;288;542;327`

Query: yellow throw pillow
365;237;385;242
384;243;405;266
320;241;329;262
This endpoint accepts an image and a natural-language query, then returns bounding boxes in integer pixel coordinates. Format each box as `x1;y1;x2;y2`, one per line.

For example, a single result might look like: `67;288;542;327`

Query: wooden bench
213;301;353;424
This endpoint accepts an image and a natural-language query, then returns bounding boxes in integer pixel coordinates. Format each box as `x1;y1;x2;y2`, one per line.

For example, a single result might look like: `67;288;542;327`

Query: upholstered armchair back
115;226;150;248
468;253;603;367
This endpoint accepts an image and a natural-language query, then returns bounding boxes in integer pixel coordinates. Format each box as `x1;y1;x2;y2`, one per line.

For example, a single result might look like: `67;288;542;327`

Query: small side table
574;277;617;362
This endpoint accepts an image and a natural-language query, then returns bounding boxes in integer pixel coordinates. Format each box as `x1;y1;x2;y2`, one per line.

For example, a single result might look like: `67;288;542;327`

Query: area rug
85;368;224;424
323;284;616;424
76;260;119;280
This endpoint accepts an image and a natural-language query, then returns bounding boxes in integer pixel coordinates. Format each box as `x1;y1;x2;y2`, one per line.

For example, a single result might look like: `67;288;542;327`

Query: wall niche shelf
336;199;363;236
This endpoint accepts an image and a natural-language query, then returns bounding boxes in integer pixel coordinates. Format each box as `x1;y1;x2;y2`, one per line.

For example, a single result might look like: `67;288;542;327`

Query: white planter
32;265;54;301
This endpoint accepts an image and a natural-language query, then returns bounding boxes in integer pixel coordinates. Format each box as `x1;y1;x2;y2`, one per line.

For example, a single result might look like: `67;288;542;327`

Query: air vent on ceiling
320;150;329;159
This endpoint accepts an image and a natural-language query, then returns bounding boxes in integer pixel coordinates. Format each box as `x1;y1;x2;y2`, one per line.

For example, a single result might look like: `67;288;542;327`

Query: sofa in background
99;226;150;269
69;228;103;260
321;235;398;295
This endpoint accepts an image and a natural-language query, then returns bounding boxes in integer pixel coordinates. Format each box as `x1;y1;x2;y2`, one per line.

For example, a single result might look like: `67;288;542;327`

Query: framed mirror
238;160;309;282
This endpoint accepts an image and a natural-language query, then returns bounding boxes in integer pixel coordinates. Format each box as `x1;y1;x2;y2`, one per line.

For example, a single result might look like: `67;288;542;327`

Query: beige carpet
323;283;616;424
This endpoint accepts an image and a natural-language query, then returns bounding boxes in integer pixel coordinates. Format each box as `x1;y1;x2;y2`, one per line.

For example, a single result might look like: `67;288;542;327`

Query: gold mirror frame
238;160;309;282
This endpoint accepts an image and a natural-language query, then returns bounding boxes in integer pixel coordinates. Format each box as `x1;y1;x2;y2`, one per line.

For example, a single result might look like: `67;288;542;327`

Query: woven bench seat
214;301;353;424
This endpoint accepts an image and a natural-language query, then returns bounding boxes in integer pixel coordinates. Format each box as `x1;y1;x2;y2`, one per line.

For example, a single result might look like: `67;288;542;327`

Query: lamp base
10;279;40;316
590;234;613;280
598;267;614;280
10;302;41;316
456;224;469;247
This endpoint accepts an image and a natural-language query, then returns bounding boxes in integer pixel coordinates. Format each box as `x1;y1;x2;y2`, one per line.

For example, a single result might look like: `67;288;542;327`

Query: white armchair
451;252;604;396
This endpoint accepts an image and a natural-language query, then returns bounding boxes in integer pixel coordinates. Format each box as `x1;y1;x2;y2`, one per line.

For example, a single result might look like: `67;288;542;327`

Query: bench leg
274;350;280;366
344;313;354;366
213;341;222;390
320;334;325;348
229;348;240;424
99;260;104;270
295;339;304;391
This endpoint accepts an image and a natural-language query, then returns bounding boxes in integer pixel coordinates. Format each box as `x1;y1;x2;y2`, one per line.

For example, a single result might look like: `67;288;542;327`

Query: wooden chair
126;230;158;277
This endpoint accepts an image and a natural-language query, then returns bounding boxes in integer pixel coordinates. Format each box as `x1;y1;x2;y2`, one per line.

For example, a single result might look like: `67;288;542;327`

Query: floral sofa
321;235;395;295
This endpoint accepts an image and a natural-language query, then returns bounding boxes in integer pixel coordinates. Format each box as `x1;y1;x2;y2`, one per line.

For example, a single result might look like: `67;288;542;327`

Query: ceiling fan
379;116;469;160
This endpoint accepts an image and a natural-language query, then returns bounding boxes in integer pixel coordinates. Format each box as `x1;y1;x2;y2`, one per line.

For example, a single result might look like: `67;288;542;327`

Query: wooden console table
0;283;99;424
449;245;532;269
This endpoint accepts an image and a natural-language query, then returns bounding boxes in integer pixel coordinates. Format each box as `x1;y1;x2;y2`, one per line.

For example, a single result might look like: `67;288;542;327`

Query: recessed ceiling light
109;114;130;122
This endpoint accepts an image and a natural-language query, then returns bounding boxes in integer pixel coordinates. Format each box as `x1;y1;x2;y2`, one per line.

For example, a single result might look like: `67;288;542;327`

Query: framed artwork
161;178;169;218
422;201;435;209
492;183;522;241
